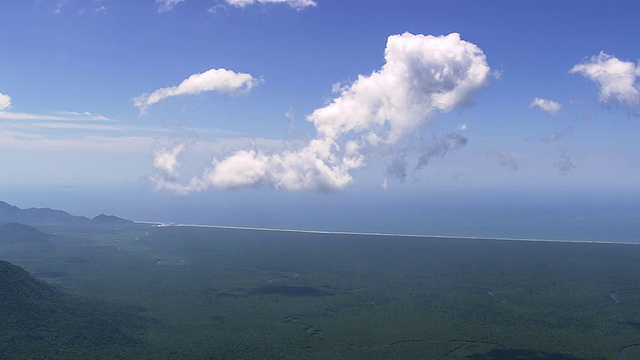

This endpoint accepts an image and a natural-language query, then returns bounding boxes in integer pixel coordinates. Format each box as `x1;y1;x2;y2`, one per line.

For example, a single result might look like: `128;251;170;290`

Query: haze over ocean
3;185;639;243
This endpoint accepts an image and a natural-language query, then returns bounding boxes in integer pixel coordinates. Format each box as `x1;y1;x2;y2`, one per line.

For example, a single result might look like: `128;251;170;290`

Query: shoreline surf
134;221;640;246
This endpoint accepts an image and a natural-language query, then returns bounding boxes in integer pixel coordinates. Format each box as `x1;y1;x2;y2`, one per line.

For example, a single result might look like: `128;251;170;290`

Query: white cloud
307;33;489;144
570;52;640;109
156;0;184;13
31;123;122;131
0;93;11;110
57;111;110;121
225;0;317;9
331;82;345;93
208;150;270;188
0;127;283;157
529;97;562;116
153;144;185;175
0;109;111;121
151;33;490;193
133;68;261;115
93;5;107;13
53;0;68;14
0;112;67;121
207;4;224;13
0;96;112;122
0;131;156;153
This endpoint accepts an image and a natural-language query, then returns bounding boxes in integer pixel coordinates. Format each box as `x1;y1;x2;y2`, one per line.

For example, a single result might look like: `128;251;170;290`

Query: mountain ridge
0;201;136;230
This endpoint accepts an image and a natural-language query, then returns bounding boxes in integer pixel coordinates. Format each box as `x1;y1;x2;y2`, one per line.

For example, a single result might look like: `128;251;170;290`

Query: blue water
2;184;639;243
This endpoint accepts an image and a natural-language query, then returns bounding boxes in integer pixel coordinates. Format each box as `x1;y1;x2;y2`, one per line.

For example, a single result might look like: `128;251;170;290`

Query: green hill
0;201;141;233
91;214;136;226
0;259;149;359
0;201;91;226
0;223;53;245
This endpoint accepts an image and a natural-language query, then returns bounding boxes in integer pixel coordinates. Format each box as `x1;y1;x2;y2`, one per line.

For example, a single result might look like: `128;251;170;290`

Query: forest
1;201;640;359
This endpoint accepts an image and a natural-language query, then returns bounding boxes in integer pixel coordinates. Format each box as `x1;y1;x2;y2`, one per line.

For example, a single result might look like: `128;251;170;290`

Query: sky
1;0;640;237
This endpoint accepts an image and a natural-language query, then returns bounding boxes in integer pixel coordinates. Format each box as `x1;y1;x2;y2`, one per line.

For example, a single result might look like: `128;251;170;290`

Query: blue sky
1;1;640;233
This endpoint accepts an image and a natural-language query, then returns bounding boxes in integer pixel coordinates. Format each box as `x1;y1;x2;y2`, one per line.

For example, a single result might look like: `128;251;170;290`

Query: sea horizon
3;184;639;244
138;221;640;246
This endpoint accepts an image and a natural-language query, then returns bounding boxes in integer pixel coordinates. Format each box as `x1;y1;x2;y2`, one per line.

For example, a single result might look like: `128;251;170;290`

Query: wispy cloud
0;127;269;156
151;32;490;193
53;0;68;14
57;111;110;121
156;0;185;13
0;112;68;121
385;132;470;183
386;152;408;182
0;130;155;153
492;151;520;171
416;133;468;170
541;125;574;143
3;119;245;142
30;122;122;131
284;107;296;137
554;153;576;175
529;97;562;116
0;93;11;110
0;110;112;122
93;5;107;14
224;0;317;10
133;68;262;115
0;95;113;121
570;52;640;112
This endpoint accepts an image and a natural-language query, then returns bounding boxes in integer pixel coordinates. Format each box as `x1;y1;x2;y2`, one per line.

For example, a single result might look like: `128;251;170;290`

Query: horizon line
134;221;640;246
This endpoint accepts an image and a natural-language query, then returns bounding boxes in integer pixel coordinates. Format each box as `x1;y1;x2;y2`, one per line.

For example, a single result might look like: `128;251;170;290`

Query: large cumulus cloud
152;33;490;193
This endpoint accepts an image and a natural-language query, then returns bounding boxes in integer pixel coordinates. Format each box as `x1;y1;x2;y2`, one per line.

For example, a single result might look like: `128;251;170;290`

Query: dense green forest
0;259;148;359
2;201;640;359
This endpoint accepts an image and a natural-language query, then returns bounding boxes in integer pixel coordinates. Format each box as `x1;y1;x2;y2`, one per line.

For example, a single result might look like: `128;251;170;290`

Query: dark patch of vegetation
252;285;335;297
619;321;640;331
465;348;590;359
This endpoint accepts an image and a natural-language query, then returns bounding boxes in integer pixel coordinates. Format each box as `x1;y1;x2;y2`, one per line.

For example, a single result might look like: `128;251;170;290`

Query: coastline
134;221;640;246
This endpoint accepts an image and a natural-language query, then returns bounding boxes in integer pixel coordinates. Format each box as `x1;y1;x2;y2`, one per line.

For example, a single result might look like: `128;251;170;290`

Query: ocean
2;184;639;243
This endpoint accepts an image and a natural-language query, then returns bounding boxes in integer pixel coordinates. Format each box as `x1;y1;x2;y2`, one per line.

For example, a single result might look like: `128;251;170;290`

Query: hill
0;259;149;359
0;223;53;245
91;213;136;226
0;201;90;226
0;201;140;233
